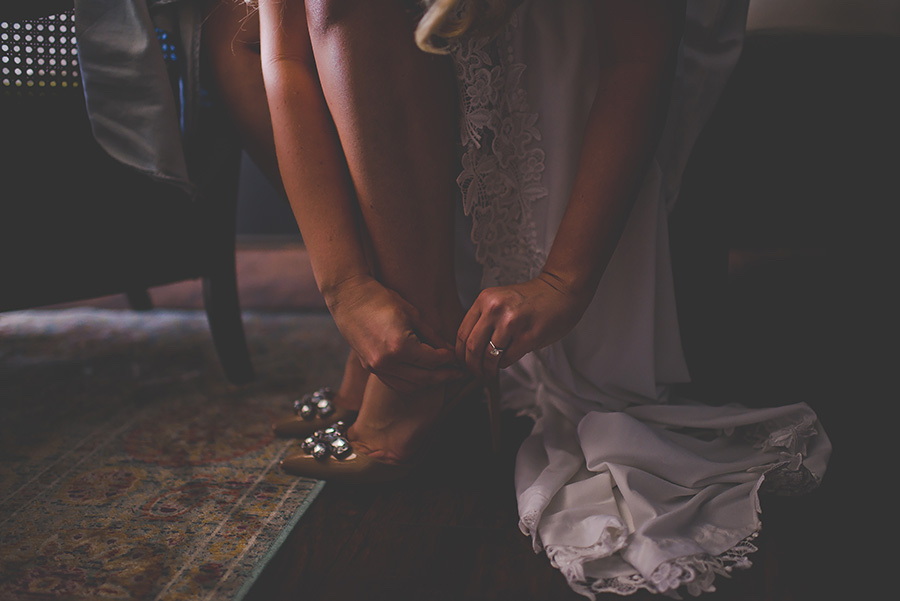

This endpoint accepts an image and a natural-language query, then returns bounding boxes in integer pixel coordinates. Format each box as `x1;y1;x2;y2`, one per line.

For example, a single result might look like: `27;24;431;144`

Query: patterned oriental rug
0;309;347;600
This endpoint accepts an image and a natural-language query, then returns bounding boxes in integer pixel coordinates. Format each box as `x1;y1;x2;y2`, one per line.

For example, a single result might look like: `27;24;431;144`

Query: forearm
541;0;685;297
258;0;371;302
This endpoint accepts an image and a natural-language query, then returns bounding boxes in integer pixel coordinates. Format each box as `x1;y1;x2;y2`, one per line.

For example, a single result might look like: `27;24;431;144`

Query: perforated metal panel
1;11;80;94
1;10;178;96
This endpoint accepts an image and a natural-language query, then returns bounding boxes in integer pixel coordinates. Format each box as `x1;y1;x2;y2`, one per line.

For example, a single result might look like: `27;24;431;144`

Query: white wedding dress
449;1;831;597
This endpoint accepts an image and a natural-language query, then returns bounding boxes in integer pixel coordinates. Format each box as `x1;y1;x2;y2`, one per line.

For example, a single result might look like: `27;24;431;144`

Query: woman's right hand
324;275;463;393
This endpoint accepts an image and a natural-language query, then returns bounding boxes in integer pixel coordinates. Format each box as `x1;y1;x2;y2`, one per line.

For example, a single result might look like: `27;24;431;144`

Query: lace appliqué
746;413;823;495
449;12;548;287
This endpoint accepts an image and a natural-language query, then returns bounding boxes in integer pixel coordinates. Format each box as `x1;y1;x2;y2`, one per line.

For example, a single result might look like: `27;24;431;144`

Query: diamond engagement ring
488;340;505;357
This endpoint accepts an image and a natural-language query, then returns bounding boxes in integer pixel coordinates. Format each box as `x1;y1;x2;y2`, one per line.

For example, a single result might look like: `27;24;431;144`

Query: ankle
335;353;367;411
334;386;362;412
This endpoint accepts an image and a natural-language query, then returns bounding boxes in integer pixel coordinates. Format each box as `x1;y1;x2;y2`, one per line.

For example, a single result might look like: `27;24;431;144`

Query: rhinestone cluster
301;421;352;461
293;387;335;421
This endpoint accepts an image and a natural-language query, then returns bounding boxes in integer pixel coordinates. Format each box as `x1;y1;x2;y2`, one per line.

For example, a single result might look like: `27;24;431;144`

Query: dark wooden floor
63;242;860;601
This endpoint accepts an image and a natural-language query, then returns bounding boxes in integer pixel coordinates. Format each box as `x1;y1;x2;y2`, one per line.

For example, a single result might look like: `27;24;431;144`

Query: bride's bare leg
202;0;370;411
201;0;282;196
203;0;464;456
306;0;464;462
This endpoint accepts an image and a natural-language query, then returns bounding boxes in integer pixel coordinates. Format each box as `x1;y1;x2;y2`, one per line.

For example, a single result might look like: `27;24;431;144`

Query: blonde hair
415;0;522;54
239;0;518;54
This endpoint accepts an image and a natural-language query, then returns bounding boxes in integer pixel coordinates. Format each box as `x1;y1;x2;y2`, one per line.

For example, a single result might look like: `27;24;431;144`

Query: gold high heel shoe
280;419;414;482
272;387;358;439
280;376;500;482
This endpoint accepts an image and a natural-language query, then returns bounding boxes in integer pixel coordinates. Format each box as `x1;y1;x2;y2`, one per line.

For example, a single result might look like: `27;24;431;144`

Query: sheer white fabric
450;1;831;597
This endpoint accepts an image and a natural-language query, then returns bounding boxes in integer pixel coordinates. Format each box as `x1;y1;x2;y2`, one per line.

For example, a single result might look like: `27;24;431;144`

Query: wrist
537;267;596;300
320;272;375;312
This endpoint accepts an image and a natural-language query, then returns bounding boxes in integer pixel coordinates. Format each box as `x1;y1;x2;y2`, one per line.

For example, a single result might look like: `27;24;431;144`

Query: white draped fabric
450;1;831;597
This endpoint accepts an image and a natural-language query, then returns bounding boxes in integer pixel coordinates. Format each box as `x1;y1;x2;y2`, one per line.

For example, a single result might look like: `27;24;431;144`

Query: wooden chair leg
192;68;254;385
126;288;154;311
203;261;255;385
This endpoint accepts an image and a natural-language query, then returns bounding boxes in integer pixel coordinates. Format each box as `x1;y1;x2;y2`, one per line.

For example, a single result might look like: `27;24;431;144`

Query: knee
306;0;411;37
305;0;356;35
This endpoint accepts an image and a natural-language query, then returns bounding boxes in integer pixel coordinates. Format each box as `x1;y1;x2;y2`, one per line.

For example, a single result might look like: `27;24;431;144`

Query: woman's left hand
456;272;594;379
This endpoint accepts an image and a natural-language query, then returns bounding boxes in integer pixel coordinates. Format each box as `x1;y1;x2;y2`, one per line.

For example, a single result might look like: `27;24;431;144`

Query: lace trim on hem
449;10;548;287
521;455;822;598
519;510;538;538
545;523;629;585
519;505;547;553
574;534;758;599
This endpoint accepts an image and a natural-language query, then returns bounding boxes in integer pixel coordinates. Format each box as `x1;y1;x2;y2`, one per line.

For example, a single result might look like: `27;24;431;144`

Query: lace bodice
450;13;548;287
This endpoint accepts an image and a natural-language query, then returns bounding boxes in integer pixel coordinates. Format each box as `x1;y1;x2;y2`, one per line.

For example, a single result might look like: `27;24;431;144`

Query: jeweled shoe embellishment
293;387;335;421
330;437;352;459
274;388;356;439
302;422;353;461
316;397;336;418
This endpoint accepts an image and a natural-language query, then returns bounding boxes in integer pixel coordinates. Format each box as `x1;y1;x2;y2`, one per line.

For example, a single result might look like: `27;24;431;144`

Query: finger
357;342;455;378
456;305;481;366
375;339;462;380
405;340;459;370
483;331;510;380
495;331;533;369
464;315;494;379
408;311;454;352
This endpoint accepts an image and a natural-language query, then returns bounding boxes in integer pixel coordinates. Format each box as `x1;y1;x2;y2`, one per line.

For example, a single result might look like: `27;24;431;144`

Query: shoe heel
487;375;501;455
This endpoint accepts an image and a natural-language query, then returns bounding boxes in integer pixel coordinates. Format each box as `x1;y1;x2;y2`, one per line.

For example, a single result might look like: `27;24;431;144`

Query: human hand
325;275;463;393
456;272;594;380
